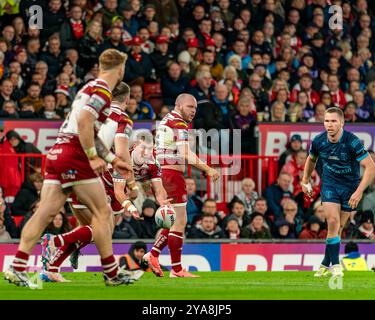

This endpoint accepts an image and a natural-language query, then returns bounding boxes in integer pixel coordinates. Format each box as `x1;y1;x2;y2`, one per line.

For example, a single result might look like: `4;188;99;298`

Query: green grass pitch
1;271;375;300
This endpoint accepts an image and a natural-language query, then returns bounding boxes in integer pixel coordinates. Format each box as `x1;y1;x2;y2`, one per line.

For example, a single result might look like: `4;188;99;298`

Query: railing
0;153;46;203
187;155;279;210
0;153;278;209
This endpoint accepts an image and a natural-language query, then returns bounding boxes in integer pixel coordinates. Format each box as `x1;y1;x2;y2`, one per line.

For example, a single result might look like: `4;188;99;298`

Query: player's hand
113;158;133;180
206;167;220;181
129;189;138;201
89;156;107;176
157;197;173;206
301;181;313;198
348;190;363;210
128;208;143;220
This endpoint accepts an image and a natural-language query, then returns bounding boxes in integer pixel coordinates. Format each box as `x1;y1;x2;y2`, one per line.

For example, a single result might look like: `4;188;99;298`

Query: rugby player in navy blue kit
301;107;375;278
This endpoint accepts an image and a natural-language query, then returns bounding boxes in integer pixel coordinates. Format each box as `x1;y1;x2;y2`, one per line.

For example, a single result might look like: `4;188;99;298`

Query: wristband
104;152;116;163
84;147;98;160
122;200;137;213
301;182;312;193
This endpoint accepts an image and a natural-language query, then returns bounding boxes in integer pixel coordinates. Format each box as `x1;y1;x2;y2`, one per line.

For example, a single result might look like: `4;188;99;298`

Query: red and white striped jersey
155;111;189;166
101;147;161;187
57;79;112;143
98;102;133;150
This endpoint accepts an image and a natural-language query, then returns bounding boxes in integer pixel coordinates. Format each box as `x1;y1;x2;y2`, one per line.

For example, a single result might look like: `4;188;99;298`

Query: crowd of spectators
1;0;375;239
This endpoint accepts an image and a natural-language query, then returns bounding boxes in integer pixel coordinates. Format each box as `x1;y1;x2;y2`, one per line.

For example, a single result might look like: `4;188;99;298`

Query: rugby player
302;107;375;277
5;49;133;287
143;93;220;278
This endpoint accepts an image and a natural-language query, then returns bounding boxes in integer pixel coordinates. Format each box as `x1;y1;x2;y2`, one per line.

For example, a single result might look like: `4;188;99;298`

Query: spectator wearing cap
161;61;188;106
124;36;153;86
99;26;128;54
177;50;195;81
298;215;327;240
130;84;155;120
354;210;375;240
341;241;368;271
99;0;120;33
274;218;295;239
54;83;72;115
40;36;65;78
138;4;156;29
241;212;272;239
150;35;175;79
60;5;86;51
201;49;224;81
145;0;178;28
40;0;66;43
278;133;304;170
310;32;328;69
120;2;139;37
19;82;43;113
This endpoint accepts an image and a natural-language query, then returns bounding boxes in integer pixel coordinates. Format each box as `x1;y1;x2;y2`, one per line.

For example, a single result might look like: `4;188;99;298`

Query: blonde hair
99;49;128;71
271;101;286;121
223;65;238;81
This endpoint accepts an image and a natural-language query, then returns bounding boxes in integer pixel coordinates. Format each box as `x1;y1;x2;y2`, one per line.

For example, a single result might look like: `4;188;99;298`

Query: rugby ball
155;205;176;229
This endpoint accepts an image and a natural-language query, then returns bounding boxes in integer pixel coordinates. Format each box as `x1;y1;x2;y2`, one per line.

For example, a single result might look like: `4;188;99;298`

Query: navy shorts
320;185;357;212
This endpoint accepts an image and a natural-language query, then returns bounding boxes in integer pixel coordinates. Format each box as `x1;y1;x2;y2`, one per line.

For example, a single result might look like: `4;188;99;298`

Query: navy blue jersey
309;130;368;189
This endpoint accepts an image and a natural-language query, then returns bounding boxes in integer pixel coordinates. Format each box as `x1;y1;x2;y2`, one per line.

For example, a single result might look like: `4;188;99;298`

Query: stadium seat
143;82;163;115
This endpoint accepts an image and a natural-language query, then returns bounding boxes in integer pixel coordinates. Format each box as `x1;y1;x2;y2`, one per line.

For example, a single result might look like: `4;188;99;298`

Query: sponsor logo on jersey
61;169;78;180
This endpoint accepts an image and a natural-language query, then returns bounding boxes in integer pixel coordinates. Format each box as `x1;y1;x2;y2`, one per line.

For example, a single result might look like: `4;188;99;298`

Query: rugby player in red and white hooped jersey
38;82;144;282
5;49;134;288
41;130;170;280
143;93;220;278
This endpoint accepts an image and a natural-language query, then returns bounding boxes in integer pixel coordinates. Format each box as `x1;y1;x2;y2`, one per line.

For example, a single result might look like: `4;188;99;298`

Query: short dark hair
325;107;344;119
344;241;358;254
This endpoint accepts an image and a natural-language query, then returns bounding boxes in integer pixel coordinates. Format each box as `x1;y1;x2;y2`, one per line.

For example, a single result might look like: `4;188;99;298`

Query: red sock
101;255;118;279
47;241;89;272
53;226;92;247
151;228;169;257
168;231;183;272
48;243;77;273
12;251;29;272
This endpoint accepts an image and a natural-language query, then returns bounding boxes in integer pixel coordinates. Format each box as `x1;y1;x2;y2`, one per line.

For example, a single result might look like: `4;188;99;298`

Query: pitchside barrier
1;240;375;272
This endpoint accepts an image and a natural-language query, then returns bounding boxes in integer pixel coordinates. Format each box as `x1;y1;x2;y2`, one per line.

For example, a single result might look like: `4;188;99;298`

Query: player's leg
339;211;351;237
144;228;170;277
5;183;67;287
72;182;129;285
322;201;343;277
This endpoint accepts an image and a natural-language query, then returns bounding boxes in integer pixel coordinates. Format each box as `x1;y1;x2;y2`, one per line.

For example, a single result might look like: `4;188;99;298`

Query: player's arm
349;153;375;209
177;143;220;181
77;109;107;175
113;178;141;220
301;154;318;197
151;179;171;205
114;135;138;199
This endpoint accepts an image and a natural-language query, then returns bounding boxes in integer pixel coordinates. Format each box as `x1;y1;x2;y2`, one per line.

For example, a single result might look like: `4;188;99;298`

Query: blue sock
321;245;331;267
327;236;341;265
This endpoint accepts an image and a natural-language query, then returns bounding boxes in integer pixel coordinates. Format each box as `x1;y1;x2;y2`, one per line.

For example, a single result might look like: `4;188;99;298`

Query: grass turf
1;271;375;300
